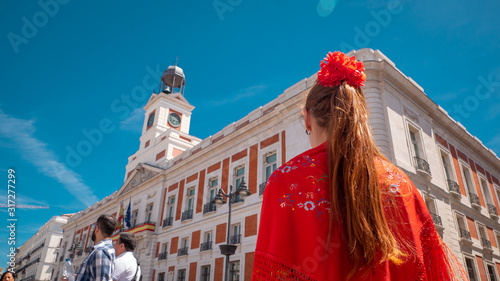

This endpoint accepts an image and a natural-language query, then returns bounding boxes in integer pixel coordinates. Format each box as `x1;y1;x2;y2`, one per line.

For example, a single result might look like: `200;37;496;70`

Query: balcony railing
414;157;431;176
76;250;83;256
430;212;442;227
58;256;64;262
487;204;498;216
259;182;266;196
200;241;212;252
85;247;92;254
447;180;461;195
163;217;173;227
203;202;216;214
229;234;241;244
177;247;188;257
459;228;471;240
481;238;492;249
469;193;481;207
181;210;193;221
158;252;167;260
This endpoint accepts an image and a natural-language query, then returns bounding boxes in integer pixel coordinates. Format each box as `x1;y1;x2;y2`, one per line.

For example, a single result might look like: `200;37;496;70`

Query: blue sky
1;0;499;269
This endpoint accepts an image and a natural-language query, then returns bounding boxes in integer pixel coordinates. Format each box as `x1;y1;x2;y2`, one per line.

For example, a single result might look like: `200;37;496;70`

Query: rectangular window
477;224;491;248
424;196;437;214
479;177;493;205
167;196;175;219
264;152;278;181
465;257;477;281
461;165;475;194
233;166;245;203
201;265;211;281
409;127;422;159
208;177;218;202
162;243;168;254
146;203;154;222
186;188;195;211
440;151;453;181
230;224;241;244
495;186;500;210
229;261;240;281
455;213;470;240
158;272;165;281
487;264;499;281
132;209;138;227
177;269;186;281
182;237;188;249
204;231;212;243
235;166;245;188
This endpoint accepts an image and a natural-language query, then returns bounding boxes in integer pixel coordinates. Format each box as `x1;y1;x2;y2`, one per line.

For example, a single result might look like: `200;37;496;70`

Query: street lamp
212;179;251;281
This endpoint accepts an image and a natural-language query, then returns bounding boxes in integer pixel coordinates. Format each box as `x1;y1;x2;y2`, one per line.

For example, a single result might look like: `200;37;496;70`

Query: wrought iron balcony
230;195;244;204
177;247;188;257
469;193;481;207
414;157;431;176
459;228;471;240
481;238;492;249
76;250;83;256
58;256;64;262
85;247;92;254
447;180;461;195
163;217;173;227
259;182;266;196
430;212;442;227
200;241;213;251
229;234;241;244
181;210;193;221
203;202;216;214
158;252;167;260
487;204;498;216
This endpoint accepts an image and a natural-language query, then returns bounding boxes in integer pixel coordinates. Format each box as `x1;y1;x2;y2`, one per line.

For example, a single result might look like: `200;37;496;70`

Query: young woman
1;272;15;281
252;52;466;280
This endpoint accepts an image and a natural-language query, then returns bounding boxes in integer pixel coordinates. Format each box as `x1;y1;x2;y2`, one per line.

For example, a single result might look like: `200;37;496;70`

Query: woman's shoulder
267;144;327;186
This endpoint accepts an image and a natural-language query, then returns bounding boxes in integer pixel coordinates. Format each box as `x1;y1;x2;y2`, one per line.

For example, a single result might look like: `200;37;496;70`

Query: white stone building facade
15;215;71;281
51;49;500;281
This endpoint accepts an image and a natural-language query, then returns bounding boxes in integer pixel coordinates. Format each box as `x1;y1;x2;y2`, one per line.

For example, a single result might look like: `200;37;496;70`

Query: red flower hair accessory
317;51;366;88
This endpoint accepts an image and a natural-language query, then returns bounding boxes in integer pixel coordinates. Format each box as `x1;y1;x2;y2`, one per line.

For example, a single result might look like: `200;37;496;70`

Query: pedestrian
252;51;467;280
1;272;15;281
112;232;141;281
64;214;117;281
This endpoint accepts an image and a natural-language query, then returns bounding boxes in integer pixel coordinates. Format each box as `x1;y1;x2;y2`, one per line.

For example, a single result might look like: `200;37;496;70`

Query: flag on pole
116;203;124;230
125;201;131;228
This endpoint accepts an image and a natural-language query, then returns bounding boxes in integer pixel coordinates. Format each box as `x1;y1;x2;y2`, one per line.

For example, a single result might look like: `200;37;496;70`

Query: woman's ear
303;109;312;132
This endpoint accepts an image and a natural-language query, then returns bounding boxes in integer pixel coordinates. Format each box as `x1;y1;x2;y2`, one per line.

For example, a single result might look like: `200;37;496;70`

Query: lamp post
212;179;251;281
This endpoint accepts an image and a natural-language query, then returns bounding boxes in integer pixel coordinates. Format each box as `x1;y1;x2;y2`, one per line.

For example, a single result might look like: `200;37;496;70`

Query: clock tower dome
124;62;201;181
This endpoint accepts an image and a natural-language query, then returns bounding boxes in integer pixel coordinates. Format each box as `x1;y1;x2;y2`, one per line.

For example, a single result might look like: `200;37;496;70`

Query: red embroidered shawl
253;143;466;280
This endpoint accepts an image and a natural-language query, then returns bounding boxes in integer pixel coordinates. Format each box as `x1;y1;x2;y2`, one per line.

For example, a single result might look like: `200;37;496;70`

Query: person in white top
112;233;141;281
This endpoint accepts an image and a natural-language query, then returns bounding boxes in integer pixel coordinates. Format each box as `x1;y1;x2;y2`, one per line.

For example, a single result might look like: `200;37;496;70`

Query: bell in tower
160;60;186;95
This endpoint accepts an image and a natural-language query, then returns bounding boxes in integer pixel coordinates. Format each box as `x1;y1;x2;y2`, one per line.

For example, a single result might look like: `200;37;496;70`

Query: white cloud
204;84;268;107
0;110;99;207
119;108;145;133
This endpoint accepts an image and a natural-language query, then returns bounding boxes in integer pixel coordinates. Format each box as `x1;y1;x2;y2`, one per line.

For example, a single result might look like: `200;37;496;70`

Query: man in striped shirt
70;214;118;281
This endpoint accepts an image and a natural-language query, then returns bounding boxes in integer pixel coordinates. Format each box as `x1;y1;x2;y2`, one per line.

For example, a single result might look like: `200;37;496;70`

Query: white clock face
168;112;181;127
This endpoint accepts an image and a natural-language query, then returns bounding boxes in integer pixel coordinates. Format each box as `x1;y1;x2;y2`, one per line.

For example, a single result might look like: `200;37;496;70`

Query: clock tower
124;63;201;181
